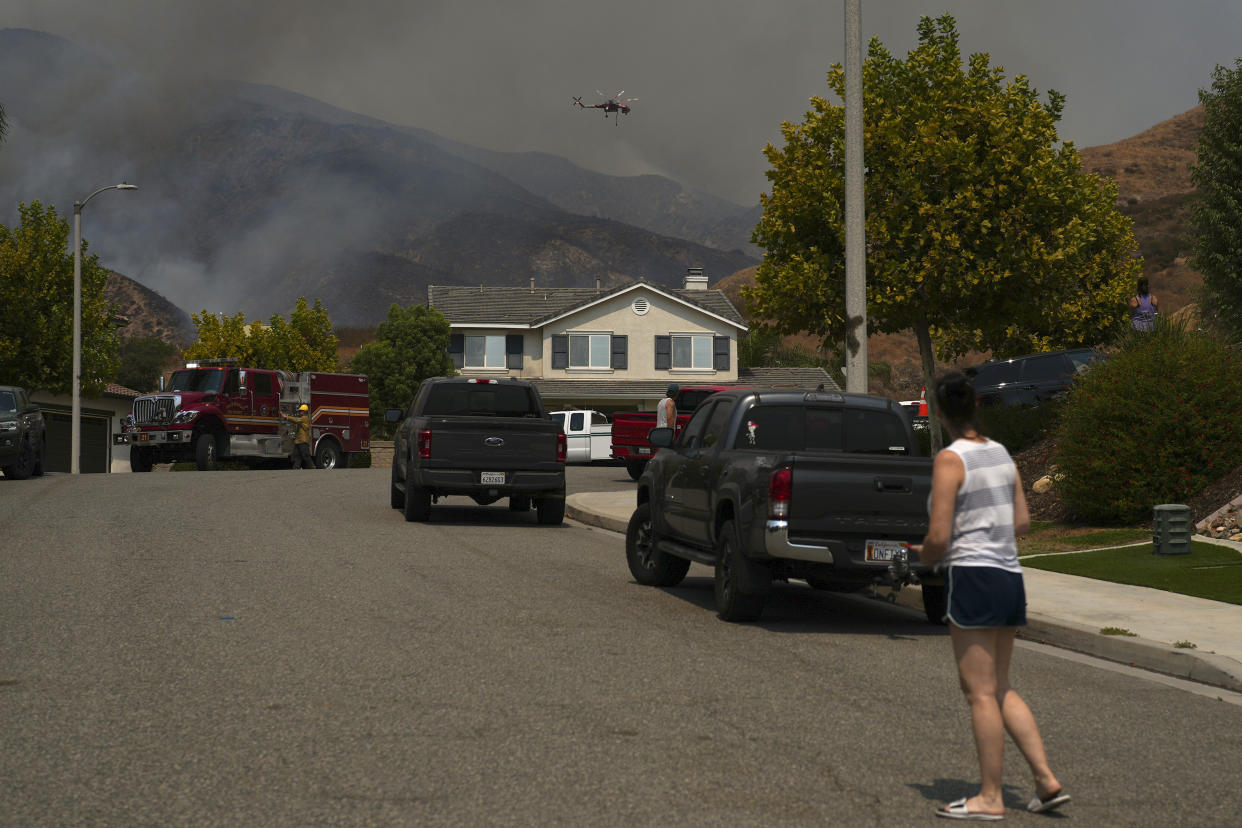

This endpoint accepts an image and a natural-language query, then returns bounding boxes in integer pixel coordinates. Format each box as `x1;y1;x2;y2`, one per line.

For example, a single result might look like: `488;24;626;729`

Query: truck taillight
417;429;431;459
556;432;567;463
768;466;792;520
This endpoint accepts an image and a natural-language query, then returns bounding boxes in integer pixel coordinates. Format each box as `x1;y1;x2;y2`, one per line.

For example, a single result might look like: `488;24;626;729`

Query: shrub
978;401;1061;455
1055;317;1242;523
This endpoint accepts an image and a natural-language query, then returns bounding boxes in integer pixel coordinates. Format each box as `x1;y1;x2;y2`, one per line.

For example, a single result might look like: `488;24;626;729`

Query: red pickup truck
611;385;738;480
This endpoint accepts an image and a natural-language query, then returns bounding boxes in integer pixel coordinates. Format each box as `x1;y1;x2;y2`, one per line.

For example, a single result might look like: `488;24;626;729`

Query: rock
1032;476;1055;494
1231;533;1242;542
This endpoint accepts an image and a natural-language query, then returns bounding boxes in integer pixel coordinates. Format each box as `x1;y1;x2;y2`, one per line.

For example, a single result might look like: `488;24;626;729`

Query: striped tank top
941;438;1021;573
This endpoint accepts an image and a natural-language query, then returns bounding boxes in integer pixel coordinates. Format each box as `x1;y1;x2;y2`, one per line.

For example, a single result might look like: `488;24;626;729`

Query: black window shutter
551;334;569;370
655;335;671;371
506;334;524;370
448;333;464;370
610;335;628;370
713;336;730;371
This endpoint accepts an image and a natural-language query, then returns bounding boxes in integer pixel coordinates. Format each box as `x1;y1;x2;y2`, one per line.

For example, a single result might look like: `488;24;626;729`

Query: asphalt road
2;466;1241;826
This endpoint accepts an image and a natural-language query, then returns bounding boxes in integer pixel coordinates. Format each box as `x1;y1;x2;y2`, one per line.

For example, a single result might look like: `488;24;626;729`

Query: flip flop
1027;789;1071;813
936;798;1004;821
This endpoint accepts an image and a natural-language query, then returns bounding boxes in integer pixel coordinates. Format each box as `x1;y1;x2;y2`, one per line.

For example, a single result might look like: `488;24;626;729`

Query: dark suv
966;348;1104;408
0;385;47;479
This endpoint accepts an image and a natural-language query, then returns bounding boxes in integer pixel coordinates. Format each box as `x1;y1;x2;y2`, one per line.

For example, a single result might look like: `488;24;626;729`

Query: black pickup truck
387;377;567;524
0;385;46;480
626;389;940;622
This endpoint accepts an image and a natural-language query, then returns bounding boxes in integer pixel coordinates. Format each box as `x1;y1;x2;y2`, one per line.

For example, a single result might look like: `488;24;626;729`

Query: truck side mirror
384;408;404;424
648;427;674;448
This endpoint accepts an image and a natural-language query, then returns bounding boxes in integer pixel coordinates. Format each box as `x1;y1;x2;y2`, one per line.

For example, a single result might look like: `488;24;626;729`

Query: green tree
182;297;339;371
737;324;825;369
746;15;1139;447
1190;59;1242;341
115;336;178;392
349;304;454;430
182;309;266;366
0;201;121;394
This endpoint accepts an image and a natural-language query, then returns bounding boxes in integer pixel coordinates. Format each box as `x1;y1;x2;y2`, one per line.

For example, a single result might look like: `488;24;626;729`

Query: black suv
0;385;47;479
966;348;1104;408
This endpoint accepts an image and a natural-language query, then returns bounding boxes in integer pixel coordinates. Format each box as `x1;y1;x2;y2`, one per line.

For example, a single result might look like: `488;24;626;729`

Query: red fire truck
125;361;370;471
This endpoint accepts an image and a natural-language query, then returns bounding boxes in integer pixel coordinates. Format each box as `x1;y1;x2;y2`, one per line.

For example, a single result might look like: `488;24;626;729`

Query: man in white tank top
656;384;678;429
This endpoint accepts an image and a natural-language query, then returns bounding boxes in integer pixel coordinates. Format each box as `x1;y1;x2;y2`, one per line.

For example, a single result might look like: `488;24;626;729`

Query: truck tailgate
422;416;561;469
788;453;933;539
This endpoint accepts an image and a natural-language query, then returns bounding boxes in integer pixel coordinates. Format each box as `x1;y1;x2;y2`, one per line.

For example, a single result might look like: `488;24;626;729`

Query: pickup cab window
732;404;911;455
422;383;540;417
700;401;733;449
676;401;716;450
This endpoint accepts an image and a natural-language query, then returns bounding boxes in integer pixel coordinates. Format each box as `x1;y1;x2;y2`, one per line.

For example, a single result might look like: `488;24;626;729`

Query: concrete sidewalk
566;491;1242;694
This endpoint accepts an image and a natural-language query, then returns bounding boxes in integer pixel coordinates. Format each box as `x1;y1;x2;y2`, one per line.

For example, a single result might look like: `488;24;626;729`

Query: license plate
865;539;909;562
637;447;652;455
480;472;505;485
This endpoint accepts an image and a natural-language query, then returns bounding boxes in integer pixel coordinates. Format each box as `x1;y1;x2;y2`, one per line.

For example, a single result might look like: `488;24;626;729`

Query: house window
672;334;713;369
465;335;506;369
569;333;611;369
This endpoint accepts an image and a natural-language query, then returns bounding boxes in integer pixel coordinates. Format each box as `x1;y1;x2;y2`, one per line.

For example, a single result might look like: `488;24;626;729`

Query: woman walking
913;372;1070;820
1130;276;1158;331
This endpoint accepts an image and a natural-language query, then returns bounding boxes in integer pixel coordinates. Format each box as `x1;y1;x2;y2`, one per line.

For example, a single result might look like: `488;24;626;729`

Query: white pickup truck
550;409;613;463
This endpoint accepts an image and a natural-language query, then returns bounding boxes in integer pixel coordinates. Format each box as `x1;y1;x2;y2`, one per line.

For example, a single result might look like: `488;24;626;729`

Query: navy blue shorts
945;566;1027;628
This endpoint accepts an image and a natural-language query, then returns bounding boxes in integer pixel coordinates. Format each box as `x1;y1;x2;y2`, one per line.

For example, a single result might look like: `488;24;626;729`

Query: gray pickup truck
0;385;46;480
627;388;940;622
387;377;567;524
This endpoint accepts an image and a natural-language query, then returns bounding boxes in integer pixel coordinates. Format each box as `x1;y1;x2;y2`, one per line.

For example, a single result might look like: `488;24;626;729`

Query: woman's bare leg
993;629;1061;797
950;626;1007;814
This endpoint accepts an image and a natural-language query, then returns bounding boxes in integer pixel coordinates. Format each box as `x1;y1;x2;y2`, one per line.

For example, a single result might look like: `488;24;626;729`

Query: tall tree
349;304;454;429
182;297;339;371
182;309;265;366
746;15;1138;446
1190;58;1242;340
0;201;121;394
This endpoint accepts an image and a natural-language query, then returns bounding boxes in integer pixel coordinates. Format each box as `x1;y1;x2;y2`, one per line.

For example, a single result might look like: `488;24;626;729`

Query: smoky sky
5;0;1241;206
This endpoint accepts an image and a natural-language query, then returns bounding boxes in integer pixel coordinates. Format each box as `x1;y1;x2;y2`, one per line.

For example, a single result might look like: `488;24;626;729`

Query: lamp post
72;182;137;475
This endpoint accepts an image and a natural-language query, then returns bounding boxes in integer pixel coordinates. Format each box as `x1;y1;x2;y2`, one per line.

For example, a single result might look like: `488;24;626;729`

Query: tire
625;502;690;587
536;494;565;525
922;584;948;625
32;437;45;477
195;432;218;471
315;440;343;469
390;460;404;509
625;459;646;481
130;446;154;473
2;438;35;480
403;480;431;522
714;519;768;623
509;496;532;512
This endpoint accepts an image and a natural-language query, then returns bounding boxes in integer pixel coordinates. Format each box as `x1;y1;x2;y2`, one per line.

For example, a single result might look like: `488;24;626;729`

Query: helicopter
572;90;637;124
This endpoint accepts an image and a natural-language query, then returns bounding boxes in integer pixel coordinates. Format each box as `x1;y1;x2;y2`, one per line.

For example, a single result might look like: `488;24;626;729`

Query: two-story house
428;269;837;413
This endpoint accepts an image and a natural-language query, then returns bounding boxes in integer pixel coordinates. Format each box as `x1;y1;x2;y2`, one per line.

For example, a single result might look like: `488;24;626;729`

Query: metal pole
70;183;137;475
843;0;868;393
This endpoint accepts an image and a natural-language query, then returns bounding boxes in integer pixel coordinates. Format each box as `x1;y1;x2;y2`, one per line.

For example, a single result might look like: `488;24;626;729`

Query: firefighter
282;403;314;469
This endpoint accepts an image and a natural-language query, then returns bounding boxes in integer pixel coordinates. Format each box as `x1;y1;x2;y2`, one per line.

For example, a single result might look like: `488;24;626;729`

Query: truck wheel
714;519;769;623
195;432;218;471
403;483;431;522
625;502;690;587
32;437;45;476
921;584;948;625
315;440;343;469
390;460;404;509
130;446;153;473
2;438;34;479
625;459;646;481
509;496;531;512
536;494;565;525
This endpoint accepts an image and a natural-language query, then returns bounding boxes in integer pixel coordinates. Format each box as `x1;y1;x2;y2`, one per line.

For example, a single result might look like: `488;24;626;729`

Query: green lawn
1021;541;1242;605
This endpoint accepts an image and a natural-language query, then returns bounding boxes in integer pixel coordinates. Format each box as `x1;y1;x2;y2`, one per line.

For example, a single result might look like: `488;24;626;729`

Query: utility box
1153;504;1192;555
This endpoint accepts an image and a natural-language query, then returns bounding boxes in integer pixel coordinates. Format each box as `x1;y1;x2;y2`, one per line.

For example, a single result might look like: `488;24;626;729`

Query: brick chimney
683;267;707;290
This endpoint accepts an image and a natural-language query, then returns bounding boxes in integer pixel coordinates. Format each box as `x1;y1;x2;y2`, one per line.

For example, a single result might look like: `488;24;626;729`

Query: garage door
43;410;111;474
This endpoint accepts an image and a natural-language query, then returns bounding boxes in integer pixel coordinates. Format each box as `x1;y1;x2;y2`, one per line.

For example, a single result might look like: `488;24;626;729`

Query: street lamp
72;182;137;475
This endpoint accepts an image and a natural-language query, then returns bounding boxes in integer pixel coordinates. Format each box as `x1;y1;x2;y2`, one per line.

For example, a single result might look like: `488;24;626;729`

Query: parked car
0;385;46;480
966;348;1105;408
549;409;612;463
626;388;938;622
387;377;567;524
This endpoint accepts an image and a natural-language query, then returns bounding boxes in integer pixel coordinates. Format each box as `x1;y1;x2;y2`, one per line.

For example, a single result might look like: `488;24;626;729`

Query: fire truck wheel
403;484;431;522
390;462;404;509
315;440;343;469
536;494;565;525
130;446;153;472
195;433;219;471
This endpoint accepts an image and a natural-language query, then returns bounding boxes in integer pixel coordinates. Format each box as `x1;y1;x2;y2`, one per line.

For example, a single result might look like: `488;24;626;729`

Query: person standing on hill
656;384;678;429
913;372;1069;821
1130;276;1158;331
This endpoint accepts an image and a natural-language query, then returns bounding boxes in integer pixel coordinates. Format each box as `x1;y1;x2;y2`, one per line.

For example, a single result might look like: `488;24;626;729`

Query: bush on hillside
1055;317;1242;523
978;401;1062;455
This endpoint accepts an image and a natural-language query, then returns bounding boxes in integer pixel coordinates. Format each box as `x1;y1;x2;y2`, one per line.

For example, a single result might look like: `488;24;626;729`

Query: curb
567;494;1242;695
